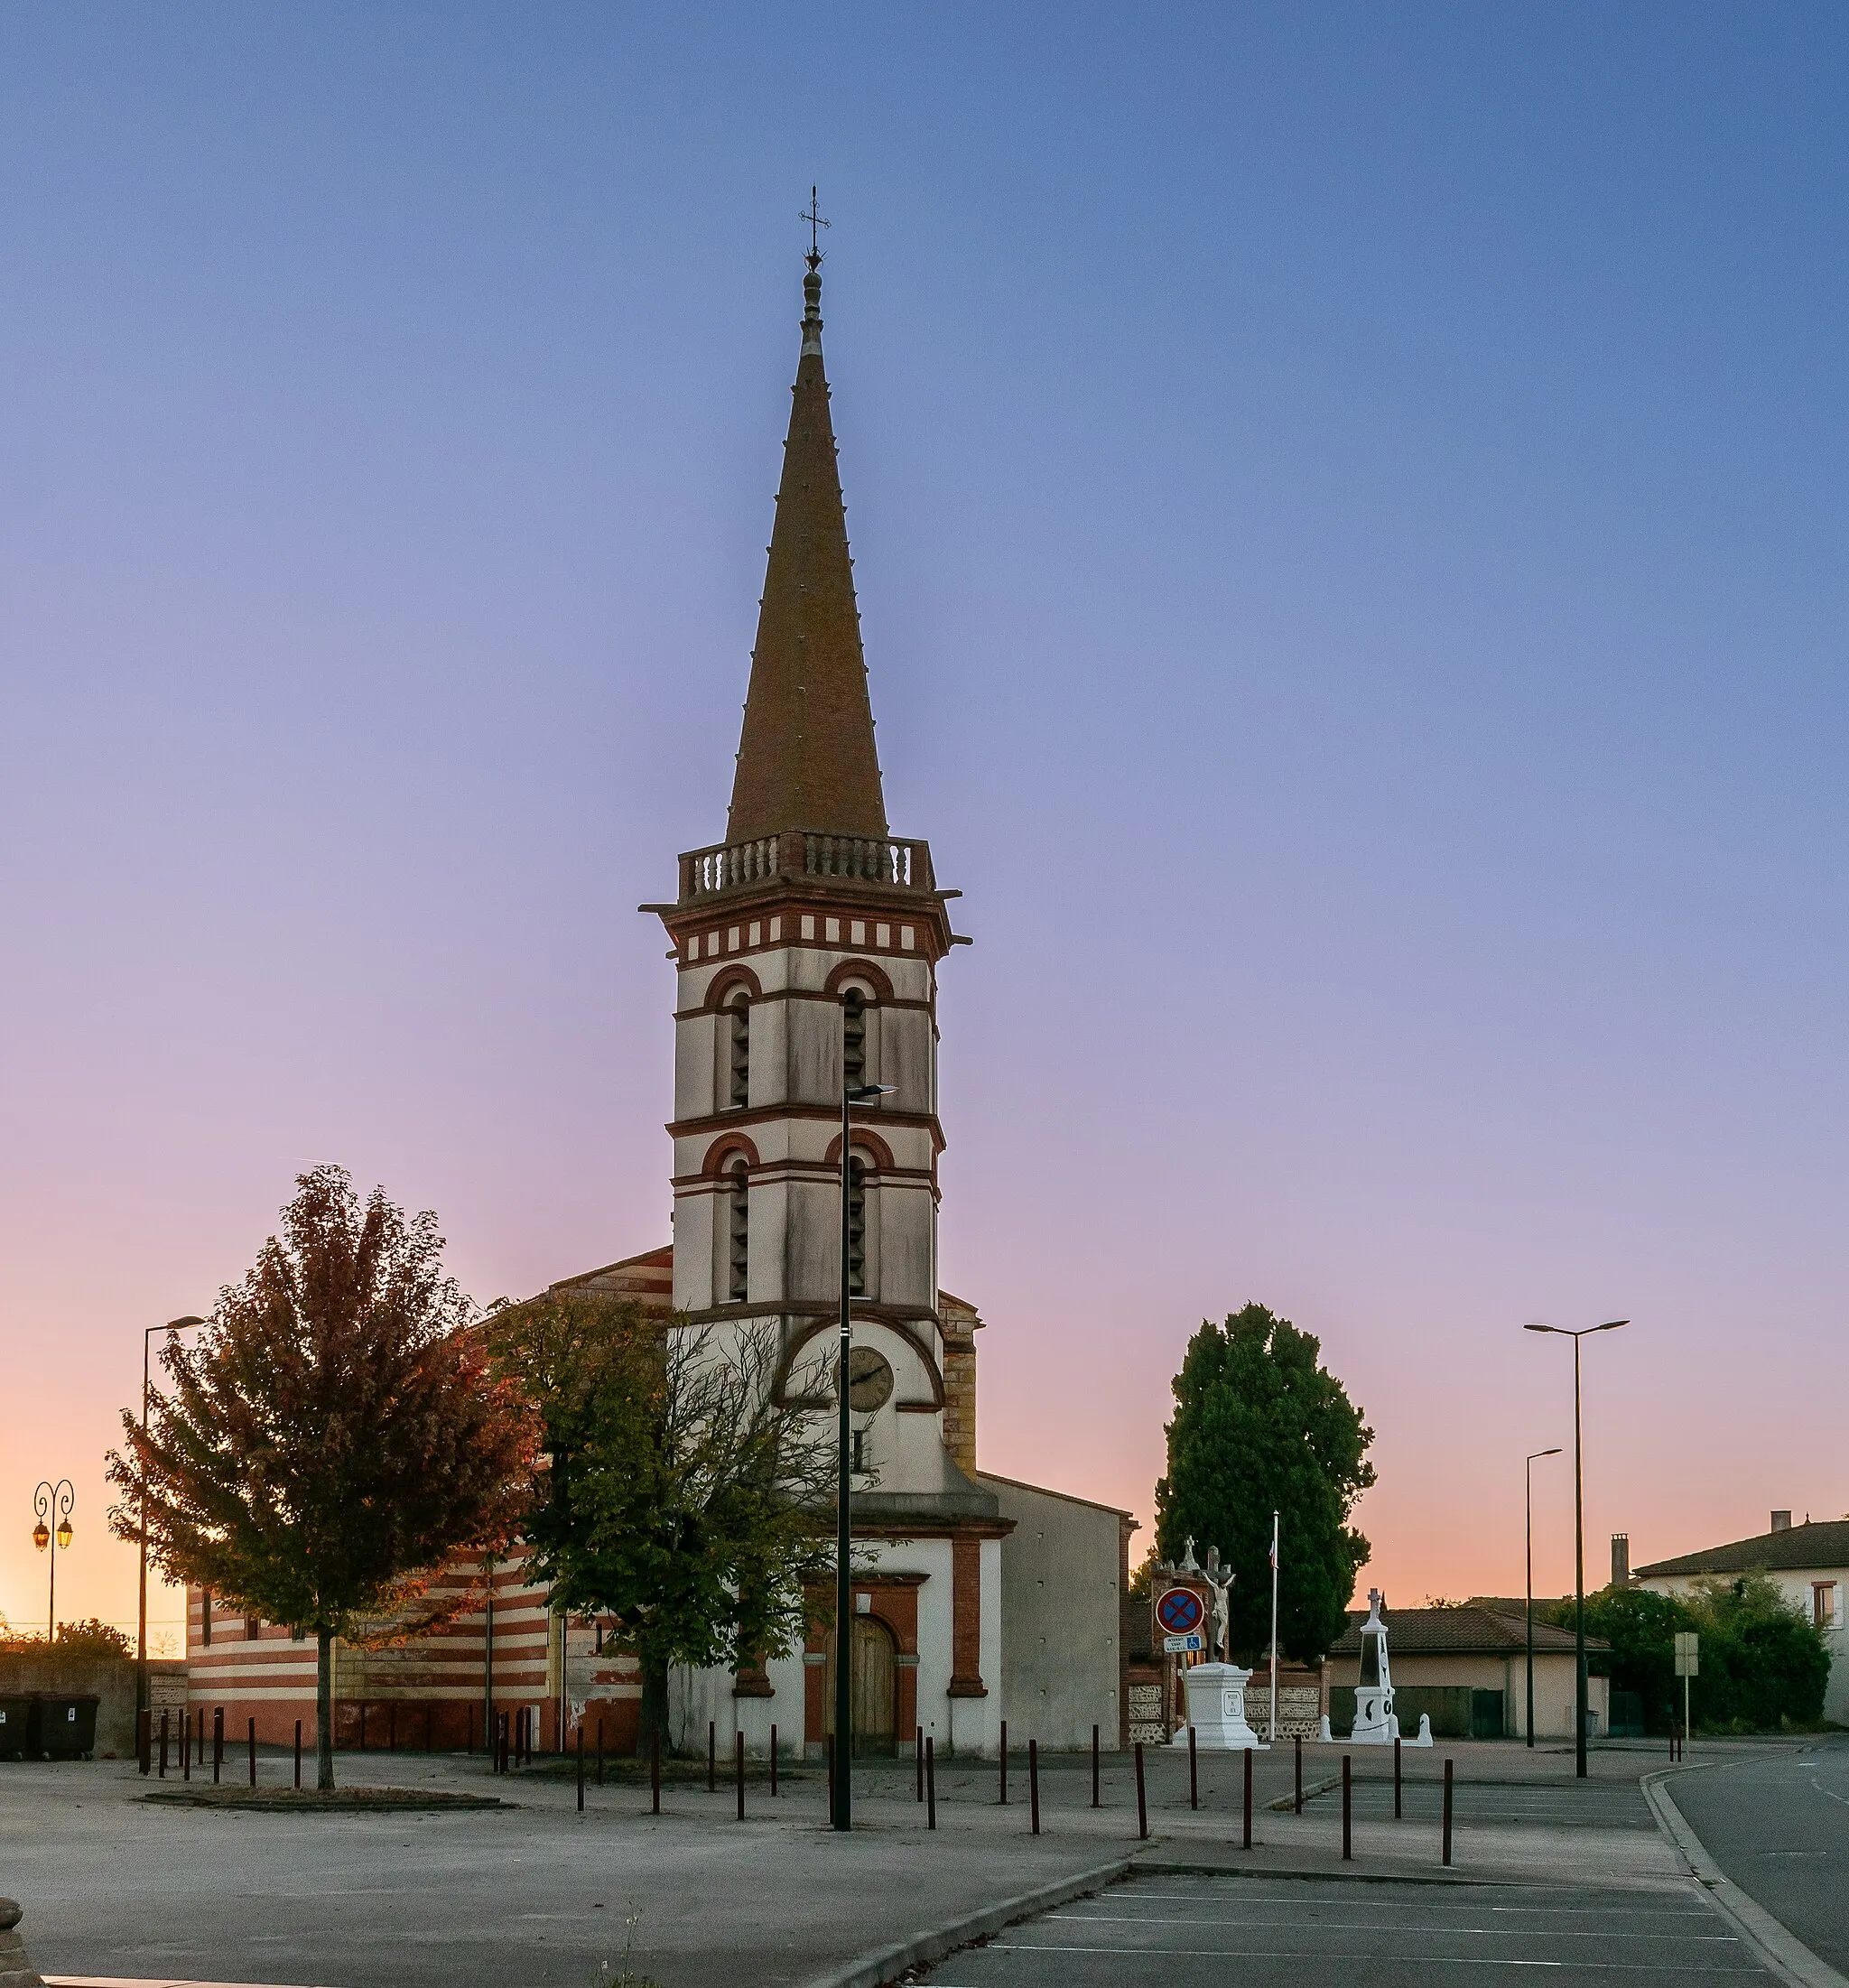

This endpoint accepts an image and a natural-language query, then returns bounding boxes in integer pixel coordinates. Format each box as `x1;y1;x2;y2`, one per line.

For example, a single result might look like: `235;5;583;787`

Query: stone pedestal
1169;1664;1268;1751
1352;1682;1397;1743
0;1899;46;1988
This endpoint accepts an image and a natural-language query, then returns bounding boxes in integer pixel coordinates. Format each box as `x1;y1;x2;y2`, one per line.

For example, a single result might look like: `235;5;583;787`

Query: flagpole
1268;1510;1280;1741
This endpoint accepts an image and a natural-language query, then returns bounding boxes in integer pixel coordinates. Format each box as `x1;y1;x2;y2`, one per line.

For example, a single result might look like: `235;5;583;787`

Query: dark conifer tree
1154;1303;1375;1663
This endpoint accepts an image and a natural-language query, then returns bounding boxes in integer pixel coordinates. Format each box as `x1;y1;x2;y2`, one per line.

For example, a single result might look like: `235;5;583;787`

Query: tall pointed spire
726;237;887;841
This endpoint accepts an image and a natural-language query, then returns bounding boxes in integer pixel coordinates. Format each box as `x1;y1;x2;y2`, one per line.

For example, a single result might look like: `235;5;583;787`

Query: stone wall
0;1654;184;1759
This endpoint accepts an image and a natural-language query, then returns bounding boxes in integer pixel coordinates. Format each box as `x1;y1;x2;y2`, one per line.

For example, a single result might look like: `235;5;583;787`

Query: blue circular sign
1157;1587;1203;1635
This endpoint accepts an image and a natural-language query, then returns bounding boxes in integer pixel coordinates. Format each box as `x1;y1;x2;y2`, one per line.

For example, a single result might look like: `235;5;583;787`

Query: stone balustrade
679;830;935;902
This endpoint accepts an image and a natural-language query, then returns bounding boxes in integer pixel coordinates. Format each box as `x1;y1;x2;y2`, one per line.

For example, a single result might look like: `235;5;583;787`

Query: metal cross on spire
800;185;830;265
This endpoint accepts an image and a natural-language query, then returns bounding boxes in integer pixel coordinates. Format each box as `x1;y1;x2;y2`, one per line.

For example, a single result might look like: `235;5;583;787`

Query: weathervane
800;185;830;267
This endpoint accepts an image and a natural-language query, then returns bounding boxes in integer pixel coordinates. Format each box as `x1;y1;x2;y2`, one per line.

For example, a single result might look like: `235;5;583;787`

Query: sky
2;3;1845;1649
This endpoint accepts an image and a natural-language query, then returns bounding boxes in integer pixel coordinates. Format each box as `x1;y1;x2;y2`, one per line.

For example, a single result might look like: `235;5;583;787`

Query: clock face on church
847;1347;894;1411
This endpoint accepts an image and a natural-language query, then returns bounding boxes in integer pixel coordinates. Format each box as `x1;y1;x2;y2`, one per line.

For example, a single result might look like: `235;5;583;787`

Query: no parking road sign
1158;1587;1205;1652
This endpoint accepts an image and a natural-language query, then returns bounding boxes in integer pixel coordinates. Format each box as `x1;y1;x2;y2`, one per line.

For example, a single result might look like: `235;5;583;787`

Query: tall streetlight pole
835;1077;895;1833
1525;1447;1562;1749
1524;1321;1627;1777
139;1316;206;1727
33;1481;75;1641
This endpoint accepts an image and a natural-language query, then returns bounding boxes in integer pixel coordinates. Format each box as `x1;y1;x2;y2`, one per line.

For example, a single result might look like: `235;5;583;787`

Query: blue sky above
2;2;1844;1637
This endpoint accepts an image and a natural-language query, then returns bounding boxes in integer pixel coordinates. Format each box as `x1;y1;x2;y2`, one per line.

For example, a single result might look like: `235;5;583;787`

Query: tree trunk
316;1628;335;1792
637;1654;670;1759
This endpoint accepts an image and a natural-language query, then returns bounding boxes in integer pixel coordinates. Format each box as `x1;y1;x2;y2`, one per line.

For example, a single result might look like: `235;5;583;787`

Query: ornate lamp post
1525;1447;1562;1748
1524;1320;1628;1777
835;1076;895;1833
33;1481;75;1642
139;1316;206;1724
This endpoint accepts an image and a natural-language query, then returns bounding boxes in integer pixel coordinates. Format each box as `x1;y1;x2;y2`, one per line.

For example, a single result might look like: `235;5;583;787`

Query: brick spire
727;249;887;841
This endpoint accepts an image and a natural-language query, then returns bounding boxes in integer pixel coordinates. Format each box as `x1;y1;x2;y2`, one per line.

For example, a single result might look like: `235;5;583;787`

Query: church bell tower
645;246;985;1526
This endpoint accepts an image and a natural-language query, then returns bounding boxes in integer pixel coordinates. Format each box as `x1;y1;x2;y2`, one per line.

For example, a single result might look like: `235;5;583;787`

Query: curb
793;1856;1132;1988
1133;1853;1499;1888
1265;1773;1342;1812
1642;1768;1849;1988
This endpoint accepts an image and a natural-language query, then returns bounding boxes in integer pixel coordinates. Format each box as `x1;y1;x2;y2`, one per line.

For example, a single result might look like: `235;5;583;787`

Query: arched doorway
824;1616;897;1756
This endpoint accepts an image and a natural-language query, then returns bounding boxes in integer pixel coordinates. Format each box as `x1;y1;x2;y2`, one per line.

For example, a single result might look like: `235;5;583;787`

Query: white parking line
992;1944;1759;1971
1048;1910;1736;1941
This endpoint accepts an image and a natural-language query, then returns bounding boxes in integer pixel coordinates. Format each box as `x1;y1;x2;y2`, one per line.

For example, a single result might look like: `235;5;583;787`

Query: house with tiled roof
1328;1600;1610;1741
1633;1511;1849;1725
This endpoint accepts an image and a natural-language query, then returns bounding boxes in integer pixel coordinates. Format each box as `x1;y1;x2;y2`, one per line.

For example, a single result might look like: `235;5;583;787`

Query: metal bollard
1188;1724;1198;1808
159;1711;169;1779
138;1707;150;1776
1029;1738;1040;1835
1135;1741;1148;1840
1443;1757;1454;1866
770;1723;778;1799
293;1719;302;1789
1342;1754;1352;1861
708;1720;716;1793
999;1719;1008;1804
577;1727;585;1812
213;1707;223;1784
247;1716;256;1788
1243;1744;1253;1849
650;1727;661;1815
735;1731;745;1821
1394;1734;1402;1818
181;1712;190;1781
1295;1733;1303;1813
925;1733;936;1829
1092;1723;1101;1807
915;1726;924;1802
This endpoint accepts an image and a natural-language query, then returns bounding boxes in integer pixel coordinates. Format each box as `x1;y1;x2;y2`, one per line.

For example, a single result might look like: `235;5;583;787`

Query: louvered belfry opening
841;988;867;1090
846;1157;868;1297
729;996;750;1108
728;1161;750;1301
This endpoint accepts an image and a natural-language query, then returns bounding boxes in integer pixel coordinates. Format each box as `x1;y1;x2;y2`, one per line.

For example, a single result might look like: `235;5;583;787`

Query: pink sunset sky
3;6;1845;1651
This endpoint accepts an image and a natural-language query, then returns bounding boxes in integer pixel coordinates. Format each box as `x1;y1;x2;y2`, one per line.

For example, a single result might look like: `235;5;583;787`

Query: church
183;245;1133;1762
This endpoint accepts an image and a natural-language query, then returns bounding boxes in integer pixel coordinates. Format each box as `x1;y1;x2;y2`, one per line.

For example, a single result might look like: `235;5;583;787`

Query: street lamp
835;1077;896;1834
33;1481;75;1642
1524;1447;1563;1749
1525;1320;1628;1777
139;1316;206;1730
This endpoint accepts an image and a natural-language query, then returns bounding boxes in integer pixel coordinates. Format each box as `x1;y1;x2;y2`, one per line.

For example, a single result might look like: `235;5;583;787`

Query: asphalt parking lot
918;1872;1766;1985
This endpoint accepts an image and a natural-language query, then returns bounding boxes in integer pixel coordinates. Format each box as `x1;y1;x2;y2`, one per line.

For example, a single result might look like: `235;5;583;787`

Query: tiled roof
1330;1604;1602;1658
727;261;887;842
1633;1519;1849;1579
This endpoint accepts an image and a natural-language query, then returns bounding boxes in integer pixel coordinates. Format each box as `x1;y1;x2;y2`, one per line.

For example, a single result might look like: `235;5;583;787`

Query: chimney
1771;1510;1792;1533
1610;1534;1630;1586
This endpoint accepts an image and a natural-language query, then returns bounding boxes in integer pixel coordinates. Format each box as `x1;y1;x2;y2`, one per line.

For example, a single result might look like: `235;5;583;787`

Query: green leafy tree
1154;1303;1375;1663
485;1294;839;1755
0;1618;133;1658
107;1166;537;1790
1561;1574;1828;1733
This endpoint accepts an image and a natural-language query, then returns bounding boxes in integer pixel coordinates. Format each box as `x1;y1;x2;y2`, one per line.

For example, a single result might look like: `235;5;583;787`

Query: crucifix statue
1203;1564;1234;1663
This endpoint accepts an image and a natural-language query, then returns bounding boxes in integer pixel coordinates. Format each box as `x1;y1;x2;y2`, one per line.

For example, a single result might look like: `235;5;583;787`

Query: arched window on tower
728;1160;749;1301
841;988;867;1092
728;994;750;1109
847;1154;867;1297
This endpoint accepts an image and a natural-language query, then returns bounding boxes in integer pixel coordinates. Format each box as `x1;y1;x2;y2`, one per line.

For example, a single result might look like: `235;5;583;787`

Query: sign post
1673;1631;1699;1747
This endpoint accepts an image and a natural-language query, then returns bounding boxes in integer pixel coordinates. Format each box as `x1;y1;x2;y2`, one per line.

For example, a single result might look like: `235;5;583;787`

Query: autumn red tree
107;1166;535;1790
